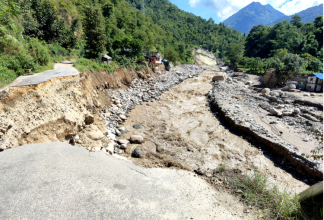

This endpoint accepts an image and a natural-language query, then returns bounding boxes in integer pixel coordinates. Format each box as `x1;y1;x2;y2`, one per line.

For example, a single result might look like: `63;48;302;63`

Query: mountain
267;4;323;26
223;2;286;34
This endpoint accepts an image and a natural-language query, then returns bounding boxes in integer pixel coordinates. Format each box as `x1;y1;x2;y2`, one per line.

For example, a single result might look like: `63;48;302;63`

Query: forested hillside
125;0;244;57
0;0;243;88
225;15;323;83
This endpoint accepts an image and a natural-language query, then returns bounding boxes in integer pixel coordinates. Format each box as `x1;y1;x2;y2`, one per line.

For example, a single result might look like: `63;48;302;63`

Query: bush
0;66;17;87
27;38;51;66
0;52;36;76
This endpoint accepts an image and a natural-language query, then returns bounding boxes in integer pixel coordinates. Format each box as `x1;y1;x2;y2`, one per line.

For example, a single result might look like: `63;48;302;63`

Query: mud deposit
118;68;309;194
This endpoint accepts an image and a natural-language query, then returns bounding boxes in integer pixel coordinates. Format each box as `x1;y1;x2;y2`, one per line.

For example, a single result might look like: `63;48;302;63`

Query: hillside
125;0;244;57
267;4;323;26
223;2;285;34
0;0;243;87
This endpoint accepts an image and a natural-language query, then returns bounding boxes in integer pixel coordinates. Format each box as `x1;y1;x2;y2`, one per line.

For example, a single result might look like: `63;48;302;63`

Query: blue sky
169;0;324;24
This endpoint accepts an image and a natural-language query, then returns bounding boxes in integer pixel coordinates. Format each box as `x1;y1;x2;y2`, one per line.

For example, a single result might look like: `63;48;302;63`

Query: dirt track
119;68;309;194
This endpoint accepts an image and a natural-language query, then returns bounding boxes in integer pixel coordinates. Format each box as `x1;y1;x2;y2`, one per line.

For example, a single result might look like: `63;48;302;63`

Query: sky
169;0;324;23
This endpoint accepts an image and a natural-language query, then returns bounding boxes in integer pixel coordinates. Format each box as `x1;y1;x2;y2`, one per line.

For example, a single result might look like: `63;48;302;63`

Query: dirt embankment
0;63;159;151
193;48;218;66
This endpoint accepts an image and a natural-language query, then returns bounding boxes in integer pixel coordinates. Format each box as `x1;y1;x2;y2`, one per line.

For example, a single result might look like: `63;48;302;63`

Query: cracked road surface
0;142;259;219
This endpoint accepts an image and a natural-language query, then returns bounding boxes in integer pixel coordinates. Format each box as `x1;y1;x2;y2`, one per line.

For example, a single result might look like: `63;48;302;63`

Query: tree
314;15;323;29
309;59;323;72
22;0;64;43
271;53;305;85
83;5;106;58
164;46;178;65
290;15;302;26
225;43;244;67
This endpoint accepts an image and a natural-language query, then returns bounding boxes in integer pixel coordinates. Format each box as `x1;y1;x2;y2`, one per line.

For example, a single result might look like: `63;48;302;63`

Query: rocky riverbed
101;65;206;145
207;69;323;180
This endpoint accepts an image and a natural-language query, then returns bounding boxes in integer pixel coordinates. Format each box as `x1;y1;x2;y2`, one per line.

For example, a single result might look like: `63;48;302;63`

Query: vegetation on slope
124;0;245;58
225;15;323;81
0;0;244;88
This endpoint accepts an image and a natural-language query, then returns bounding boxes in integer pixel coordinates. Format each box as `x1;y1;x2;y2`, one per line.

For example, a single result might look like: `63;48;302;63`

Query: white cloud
189;0;203;7
189;0;324;20
279;0;323;15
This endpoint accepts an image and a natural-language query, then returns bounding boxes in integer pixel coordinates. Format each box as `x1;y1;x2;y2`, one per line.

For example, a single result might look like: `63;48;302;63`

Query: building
102;54;112;64
305;73;323;92
150;52;162;65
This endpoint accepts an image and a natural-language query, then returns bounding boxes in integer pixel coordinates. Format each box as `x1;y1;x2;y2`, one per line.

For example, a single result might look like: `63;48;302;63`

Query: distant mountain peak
266;4;323;26
223;2;286;33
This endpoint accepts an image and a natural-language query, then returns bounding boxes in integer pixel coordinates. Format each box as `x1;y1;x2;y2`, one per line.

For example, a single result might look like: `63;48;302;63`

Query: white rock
119;115;127;120
261;88;270;95
130;135;144;144
118;139;129;145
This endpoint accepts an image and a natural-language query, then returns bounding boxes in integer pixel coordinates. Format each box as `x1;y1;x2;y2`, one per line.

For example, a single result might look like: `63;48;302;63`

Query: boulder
86;130;104;140
106;141;115;155
119;144;127;150
294;108;301;115
130;135;144;144
269;108;282;116
282;111;293;116
119;115;127;120
118;139;130;145
270;91;279;96
261;88;270;95
84;114;95;125
132;149;142;158
133;124;145;129
274;104;285;109
288;84;296;89
212;72;227;81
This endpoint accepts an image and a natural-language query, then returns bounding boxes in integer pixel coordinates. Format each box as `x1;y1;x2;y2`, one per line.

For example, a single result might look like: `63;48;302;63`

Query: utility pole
141;0;145;16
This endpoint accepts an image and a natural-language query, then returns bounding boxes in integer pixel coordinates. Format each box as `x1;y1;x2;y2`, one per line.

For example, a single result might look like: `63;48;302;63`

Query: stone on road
0;142;236;220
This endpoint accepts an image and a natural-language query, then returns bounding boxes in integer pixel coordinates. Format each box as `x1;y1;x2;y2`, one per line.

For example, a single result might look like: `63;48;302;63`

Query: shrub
0;66;17;87
0;52;36;76
27;38;51;66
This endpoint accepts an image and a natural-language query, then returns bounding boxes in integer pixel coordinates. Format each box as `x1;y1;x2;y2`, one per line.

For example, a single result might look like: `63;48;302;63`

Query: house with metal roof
305;73;323;92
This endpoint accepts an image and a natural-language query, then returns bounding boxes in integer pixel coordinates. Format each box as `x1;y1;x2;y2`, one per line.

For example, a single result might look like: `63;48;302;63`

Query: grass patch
73;58;116;73
233;170;323;219
216;162;226;173
196;52;208;57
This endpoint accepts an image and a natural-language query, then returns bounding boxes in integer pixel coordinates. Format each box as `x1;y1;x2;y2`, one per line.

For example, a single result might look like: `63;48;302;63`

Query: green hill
0;0;243;87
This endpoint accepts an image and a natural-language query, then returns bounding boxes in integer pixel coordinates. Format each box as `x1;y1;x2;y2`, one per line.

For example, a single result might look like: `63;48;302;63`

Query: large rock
261;88;270;95
86;130;104;140
118;139;130;145
269;108;282;116
119;115;127;120
288;84;296;89
212;72;227;81
84;113;95;125
294;108;301;115
130;135;144;144
133;124;145;129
